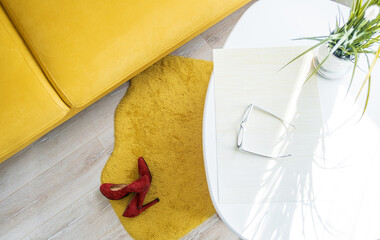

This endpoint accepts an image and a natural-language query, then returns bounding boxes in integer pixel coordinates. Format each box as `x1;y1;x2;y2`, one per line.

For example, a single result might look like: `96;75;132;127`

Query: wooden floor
0;1;351;239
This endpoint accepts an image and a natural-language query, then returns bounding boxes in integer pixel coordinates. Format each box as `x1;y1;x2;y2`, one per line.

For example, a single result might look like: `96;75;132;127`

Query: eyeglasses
237;104;296;159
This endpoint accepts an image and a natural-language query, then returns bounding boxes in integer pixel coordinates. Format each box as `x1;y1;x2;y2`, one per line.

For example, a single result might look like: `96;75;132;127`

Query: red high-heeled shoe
123;192;159;218
123;156;158;215
100;175;150;200
100;157;151;200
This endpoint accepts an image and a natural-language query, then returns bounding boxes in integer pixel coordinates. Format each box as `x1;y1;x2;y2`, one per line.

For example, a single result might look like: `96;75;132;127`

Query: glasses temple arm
238;147;292;159
252;104;296;129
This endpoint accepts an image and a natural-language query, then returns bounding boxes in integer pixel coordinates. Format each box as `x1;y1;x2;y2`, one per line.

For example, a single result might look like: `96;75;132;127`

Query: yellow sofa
0;0;250;163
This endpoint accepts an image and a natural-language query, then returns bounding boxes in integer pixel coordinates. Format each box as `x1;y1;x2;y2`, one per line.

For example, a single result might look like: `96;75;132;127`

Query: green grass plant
285;0;380;115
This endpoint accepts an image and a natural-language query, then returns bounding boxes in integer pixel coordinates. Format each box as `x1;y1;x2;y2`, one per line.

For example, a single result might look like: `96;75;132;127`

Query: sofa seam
0;1;74;108
0;9;69;114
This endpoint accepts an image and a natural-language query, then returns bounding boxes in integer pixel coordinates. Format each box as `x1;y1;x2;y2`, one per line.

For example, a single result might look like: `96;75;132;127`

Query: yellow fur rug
101;55;215;239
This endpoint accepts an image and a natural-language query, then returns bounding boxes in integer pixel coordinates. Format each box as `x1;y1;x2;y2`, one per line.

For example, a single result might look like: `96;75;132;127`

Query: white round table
202;0;380;239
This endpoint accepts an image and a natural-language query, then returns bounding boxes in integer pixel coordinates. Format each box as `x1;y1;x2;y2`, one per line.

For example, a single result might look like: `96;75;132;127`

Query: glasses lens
242;104;253;123
237;124;244;148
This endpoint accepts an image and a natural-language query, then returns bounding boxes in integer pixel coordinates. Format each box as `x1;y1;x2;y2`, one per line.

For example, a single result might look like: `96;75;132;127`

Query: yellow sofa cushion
0;6;69;163
1;0;249;108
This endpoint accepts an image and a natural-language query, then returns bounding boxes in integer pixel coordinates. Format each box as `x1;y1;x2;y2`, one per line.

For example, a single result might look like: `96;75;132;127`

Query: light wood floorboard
97;127;118;157
0;1;255;239
24;185;132;240
0;139;109;239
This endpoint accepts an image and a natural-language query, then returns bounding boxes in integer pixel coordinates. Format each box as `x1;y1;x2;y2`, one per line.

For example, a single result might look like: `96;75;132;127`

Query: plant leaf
356;44;380;102
361;75;371;118
347;47;358;95
278;37;331;71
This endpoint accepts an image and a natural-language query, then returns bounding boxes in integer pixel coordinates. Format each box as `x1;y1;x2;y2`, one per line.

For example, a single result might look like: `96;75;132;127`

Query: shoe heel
137;185;150;209
140;198;159;211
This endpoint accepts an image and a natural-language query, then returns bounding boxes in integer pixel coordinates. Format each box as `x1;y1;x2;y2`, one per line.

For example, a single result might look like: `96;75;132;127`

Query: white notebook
213;46;326;203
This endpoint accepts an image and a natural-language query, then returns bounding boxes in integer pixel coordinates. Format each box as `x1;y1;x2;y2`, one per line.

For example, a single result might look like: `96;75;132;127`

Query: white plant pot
313;43;353;79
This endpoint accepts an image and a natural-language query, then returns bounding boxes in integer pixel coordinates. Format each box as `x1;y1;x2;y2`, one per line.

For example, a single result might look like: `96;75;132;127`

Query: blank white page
213;46;324;203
